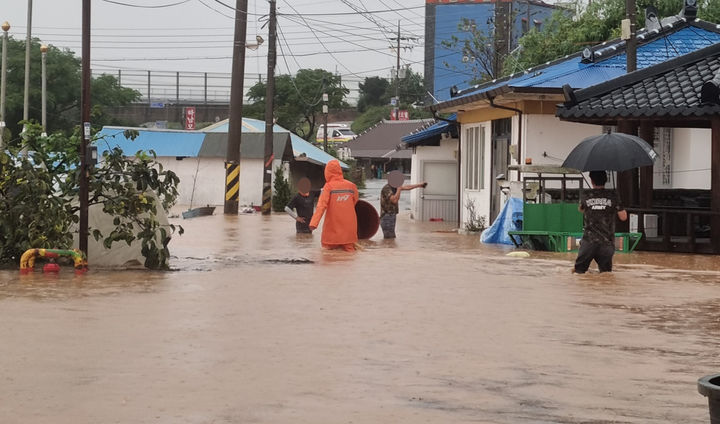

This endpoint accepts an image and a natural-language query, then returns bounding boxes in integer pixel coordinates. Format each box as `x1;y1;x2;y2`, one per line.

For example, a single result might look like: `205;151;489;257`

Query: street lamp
0;21;9;149
40;44;47;136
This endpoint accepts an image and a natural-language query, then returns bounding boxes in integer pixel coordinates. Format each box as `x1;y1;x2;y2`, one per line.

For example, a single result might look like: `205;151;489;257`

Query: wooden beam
712;117;720;253
639;122;654;209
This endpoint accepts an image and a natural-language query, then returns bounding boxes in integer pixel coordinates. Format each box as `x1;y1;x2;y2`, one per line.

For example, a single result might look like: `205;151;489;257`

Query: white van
315;124;357;144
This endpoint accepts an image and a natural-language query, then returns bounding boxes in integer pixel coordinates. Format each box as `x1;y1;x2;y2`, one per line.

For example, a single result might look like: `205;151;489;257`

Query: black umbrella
562;132;658;172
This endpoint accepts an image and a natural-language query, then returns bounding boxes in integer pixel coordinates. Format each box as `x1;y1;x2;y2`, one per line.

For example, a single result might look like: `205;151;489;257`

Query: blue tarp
480;197;524;245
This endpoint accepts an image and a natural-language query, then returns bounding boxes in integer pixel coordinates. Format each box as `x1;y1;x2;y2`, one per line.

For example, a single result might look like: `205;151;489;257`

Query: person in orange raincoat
309;159;359;251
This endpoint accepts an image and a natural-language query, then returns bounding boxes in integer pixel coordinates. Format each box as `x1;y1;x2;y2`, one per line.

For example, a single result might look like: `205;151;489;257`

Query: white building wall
156;157;266;208
522;115;601;169
410;138;458;219
671;128;711;189
460;123;492;228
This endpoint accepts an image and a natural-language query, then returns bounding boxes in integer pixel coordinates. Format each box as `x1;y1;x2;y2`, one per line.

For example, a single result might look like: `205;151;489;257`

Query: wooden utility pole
224;0;249;215
625;0;637;72
79;0;91;255
262;0;277;215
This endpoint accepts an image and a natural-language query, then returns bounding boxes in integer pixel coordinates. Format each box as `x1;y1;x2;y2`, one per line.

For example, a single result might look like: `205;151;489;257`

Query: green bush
272;166;292;212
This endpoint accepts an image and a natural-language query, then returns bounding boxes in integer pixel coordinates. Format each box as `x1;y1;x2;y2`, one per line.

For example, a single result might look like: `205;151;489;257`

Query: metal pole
176;71;180;104
261;0;277;215
395;20;400;114
41;45;47;135
147;70;151;105
0;22;9;150
79;0;91;256
117;69;121;85
23;0;32;124
323;90;328;152
224;0;248;215
204;72;208;105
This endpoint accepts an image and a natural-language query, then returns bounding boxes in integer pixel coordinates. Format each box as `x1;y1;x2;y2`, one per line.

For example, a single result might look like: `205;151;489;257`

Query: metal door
420;161;458;222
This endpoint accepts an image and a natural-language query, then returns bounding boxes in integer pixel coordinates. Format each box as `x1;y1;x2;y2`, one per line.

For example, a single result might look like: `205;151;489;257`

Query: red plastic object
43;263;61;273
429;217;444;222
355;199;380;239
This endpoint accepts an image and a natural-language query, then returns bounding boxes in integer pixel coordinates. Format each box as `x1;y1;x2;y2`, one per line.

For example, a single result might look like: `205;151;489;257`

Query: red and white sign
184;107;196;130
397;110;409;120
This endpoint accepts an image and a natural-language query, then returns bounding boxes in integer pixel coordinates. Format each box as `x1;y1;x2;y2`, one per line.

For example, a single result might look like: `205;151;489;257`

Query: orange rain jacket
309;159;359;246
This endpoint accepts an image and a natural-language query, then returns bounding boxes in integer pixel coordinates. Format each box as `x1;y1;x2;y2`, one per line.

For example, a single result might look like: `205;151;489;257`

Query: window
521;18;528;34
464;126;484;190
533;19;542;31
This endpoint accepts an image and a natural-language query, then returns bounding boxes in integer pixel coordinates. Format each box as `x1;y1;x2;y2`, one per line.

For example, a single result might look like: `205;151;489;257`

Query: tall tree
0;37;140;140
357;76;390;112
247;69;349;141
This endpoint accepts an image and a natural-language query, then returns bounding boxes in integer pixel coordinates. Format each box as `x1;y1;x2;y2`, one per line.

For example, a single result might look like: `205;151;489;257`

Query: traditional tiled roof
339;119;433;159
556;41;720;123
432;14;720;111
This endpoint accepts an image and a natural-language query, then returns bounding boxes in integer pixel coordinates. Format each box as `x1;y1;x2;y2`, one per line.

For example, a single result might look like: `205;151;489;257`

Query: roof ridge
567;41;720;105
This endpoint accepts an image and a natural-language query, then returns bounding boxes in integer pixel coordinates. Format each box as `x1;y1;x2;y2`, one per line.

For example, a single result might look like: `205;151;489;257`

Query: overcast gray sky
1;0;426;101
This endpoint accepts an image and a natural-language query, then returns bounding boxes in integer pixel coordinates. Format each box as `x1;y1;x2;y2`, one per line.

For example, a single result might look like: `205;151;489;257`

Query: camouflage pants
380;214;396;239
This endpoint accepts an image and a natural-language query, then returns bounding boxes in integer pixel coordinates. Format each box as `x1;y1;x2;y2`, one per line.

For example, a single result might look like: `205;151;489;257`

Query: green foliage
358;76;391;112
0;37;140;137
247;69;349;141
0;123;182;269
272;166;292;212
506;0;719;74
351;105;391;134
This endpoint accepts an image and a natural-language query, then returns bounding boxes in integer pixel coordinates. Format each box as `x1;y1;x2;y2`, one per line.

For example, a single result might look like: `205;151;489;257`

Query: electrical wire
101;0;191;7
197;0;235;19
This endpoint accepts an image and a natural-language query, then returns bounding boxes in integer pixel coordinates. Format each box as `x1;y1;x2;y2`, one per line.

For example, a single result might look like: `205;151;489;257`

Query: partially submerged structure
96;118;346;208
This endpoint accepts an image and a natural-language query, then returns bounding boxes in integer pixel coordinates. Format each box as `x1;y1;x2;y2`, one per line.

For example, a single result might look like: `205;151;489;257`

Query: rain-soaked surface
2;186;720;423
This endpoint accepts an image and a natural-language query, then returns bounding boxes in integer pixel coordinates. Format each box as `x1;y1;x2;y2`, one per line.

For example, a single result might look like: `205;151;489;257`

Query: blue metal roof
97;120;348;169
439;21;720;108
289;133;349;170
402;113;457;144
96;128;205;157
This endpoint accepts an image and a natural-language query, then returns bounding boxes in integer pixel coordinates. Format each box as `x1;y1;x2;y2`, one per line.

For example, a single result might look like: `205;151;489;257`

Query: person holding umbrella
573;170;628;273
562;131;657;273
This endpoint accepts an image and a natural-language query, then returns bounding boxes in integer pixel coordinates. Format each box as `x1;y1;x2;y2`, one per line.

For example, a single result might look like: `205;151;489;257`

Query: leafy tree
247;69;349;141
0;37;140;139
442;18;499;84
272;166;292;213
0;123;182;269
507;0;720;75
357;76;390;112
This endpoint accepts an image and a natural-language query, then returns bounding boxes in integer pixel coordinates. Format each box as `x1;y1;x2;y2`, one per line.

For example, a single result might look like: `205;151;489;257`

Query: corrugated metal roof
96;128;205;157
98;119;347;168
402;113;457;144
435;19;720;110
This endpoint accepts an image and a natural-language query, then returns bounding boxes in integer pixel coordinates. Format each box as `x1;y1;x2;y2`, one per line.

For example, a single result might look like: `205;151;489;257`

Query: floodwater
2;203;720;423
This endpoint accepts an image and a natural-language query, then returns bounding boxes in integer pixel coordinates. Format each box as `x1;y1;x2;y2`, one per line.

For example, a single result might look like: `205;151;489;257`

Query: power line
101;0;192;7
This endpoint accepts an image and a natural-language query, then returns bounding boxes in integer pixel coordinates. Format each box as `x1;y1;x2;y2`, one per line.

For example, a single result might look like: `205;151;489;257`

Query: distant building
424;0;558;103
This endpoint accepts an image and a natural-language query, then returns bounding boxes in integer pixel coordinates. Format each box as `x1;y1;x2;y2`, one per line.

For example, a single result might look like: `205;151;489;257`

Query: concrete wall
410;138;458;219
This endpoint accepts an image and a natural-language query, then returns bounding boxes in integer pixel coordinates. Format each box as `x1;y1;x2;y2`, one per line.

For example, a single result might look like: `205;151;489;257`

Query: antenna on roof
426;91;441;104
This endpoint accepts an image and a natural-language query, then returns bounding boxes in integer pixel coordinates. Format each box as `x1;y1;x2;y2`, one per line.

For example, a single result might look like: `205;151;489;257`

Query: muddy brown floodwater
1;211;720;424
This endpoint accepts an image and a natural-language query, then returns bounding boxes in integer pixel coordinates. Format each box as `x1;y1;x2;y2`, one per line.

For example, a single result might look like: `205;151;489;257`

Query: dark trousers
574;241;615;273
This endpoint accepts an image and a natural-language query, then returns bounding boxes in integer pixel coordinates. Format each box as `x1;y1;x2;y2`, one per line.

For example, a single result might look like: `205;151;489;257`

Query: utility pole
79;0;91;256
224;0;249;215
23;0;32;127
261;0;277;216
395;20;400;114
0;21;10;150
624;0;637;72
41;44;47;135
322;91;328;152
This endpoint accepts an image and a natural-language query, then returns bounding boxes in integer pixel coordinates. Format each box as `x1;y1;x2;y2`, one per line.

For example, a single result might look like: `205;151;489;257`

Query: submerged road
1;202;720;423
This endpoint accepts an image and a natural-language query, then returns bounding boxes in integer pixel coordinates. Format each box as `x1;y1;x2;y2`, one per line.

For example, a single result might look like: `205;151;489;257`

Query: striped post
225;161;240;212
